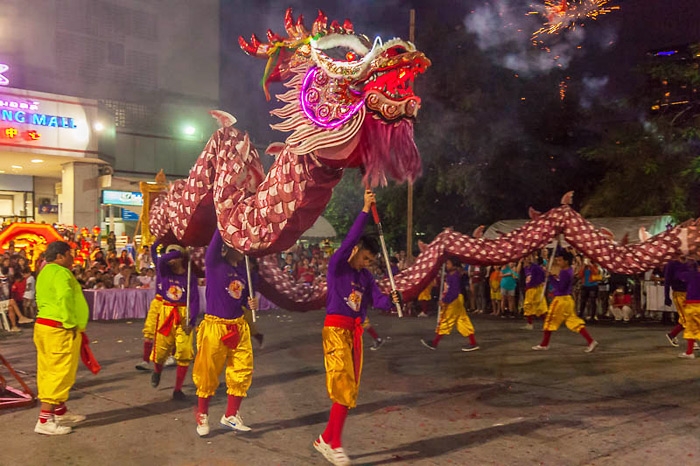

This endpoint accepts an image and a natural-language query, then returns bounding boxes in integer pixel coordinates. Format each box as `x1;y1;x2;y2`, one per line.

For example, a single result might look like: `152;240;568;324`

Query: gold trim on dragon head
239;8;431;186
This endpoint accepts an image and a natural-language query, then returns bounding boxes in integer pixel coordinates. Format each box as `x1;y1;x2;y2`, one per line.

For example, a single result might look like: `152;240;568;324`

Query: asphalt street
2;310;700;466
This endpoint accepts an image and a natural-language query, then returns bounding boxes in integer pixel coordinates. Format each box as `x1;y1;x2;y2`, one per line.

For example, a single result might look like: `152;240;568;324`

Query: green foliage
579;55;700;220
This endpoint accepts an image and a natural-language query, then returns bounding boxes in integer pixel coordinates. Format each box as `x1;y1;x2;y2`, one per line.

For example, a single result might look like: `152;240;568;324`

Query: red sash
80;332;101;374
36;317;62;328
324;314;364;382
221;324;240;349
156;296;181;336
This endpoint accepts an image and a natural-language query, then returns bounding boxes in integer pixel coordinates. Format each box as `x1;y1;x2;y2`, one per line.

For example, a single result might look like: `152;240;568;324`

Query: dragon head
240;8;431;186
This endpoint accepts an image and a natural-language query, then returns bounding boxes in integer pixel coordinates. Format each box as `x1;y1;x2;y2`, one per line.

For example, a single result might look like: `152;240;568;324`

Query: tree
580;51;700;219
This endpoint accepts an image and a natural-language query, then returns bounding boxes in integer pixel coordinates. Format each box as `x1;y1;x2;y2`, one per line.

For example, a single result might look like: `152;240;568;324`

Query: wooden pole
406;8;416;264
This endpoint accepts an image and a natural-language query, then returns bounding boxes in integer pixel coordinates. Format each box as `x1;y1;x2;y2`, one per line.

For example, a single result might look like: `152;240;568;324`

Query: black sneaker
151;371;161;388
172;390;187;401
420;339;436;350
253;334;264;349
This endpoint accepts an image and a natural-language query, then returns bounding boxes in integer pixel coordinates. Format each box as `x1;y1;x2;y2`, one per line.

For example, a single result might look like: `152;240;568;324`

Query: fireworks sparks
530;0;620;39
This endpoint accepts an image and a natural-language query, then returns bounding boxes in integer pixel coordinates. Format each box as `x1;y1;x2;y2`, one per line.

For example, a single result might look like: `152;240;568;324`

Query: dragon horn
343;19;354;34
238;34;264;57
313;10;328;35
284;8;295;37
267;29;283;43
295;14;308;37
329;20;341;33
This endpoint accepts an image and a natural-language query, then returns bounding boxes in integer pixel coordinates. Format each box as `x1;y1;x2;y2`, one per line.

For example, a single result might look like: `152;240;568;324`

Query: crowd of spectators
408;245;666;324
72;245;155;290
1;243;37;332
278;241;332;285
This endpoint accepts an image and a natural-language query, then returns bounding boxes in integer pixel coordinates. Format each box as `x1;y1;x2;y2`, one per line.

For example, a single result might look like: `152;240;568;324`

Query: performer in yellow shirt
33;241;89;435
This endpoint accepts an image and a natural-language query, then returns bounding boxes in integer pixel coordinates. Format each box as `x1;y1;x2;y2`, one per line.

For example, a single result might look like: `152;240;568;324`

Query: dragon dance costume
192;229;256;436
150;247;199;397
315;208;394;460
664;259;691;346
422;265;479;351
34;263;90;406
523;262;548;326
535;263;597;352
677;266;700;357
34;253;99;436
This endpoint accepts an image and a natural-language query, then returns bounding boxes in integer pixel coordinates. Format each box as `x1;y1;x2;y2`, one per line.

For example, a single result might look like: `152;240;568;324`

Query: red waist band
36;317;63;328
324;314;361;330
155;295;181;307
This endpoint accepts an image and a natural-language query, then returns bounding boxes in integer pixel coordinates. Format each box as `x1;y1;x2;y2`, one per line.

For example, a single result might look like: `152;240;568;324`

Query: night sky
220;0;700;147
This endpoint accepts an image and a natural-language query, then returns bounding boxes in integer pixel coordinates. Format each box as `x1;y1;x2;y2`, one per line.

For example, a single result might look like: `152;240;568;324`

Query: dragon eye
346;51;357;61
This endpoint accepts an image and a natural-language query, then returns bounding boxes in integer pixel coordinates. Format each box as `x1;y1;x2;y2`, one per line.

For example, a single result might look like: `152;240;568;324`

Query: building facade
0;0;220;234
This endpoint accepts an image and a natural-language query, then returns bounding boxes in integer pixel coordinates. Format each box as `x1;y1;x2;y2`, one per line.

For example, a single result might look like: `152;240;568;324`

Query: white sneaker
417;312;428;318
164;355;177;367
585;341;599;353
196;413;209;437
55;411;86;425
134;360;151;371
370;338;385;351
313;435;352;465
678;352;696;359
220;413;251;432
313;435;332;460
694;342;700;350
521;323;534;330
35;418;72;435
328;446;352;465
531;345;549;351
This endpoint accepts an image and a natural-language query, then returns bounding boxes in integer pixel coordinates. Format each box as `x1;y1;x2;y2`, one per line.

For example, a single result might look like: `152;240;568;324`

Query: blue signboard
121;209;139;221
102;190;143;206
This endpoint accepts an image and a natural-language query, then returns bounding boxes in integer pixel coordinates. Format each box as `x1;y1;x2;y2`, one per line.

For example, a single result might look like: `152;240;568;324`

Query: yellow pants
34;324;81;405
683;303;700;340
192;314;253;398
142;298;161;340
243;306;259;336
436;294;474;337
673;291;687;327
542;296;585;333
523;285;548;317
151;304;194;366
323;326;363;408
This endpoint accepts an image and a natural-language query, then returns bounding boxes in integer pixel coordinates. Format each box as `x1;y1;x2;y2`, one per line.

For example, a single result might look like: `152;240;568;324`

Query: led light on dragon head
239;8;430;186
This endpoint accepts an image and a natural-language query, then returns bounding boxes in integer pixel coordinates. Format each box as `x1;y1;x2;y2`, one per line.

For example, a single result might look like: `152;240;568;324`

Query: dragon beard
354;115;422;187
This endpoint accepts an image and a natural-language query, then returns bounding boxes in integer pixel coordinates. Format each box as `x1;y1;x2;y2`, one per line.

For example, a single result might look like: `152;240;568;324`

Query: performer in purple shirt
150;244;200;400
313;190;400;466
532;249;598;353
521;254;548;330
192;229;258;437
664;255;692;348
420;256;479;351
676;261;700;358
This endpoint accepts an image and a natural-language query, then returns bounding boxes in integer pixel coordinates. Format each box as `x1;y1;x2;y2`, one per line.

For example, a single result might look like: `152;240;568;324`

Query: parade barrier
83;287;276;321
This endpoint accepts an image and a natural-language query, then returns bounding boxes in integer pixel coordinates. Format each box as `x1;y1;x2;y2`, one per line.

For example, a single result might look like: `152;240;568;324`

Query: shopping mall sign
0;87;97;156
